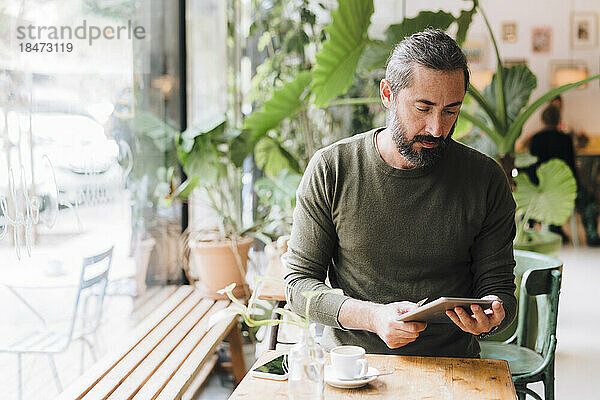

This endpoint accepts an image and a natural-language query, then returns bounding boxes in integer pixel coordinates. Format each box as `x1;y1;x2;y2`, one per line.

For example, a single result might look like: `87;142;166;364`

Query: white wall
370;0;600;137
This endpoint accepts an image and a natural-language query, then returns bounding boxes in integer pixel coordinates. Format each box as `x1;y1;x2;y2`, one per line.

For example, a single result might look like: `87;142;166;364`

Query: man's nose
426;113;444;137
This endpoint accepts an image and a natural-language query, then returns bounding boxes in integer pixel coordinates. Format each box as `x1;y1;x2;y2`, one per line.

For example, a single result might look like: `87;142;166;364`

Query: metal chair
480;258;562;400
0;246;114;400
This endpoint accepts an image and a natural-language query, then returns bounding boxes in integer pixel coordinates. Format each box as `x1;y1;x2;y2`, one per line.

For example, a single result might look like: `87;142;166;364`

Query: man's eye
416;108;429;112
444;110;457;115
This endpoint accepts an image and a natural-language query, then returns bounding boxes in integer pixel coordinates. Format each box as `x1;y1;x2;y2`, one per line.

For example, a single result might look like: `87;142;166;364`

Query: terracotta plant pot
190;236;254;299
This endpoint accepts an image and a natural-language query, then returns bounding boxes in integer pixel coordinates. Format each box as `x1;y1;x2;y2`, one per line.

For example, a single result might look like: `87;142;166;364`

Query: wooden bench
58;286;246;400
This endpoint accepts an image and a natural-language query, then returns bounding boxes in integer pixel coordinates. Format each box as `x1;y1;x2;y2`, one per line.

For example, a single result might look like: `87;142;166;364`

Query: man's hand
445;295;505;336
371;302;427;349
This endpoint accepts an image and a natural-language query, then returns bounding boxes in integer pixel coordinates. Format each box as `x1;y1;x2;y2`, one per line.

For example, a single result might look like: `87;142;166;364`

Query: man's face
387;65;465;167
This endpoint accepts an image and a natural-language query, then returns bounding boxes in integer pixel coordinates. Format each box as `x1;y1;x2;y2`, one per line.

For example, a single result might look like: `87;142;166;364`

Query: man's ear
380;79;394;109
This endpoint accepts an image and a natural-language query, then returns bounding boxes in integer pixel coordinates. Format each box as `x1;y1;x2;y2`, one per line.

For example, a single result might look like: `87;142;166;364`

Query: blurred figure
551;95;589;149
527;105;600;246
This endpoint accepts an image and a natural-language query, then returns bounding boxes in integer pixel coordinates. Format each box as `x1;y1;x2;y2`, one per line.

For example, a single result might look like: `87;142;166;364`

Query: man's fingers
470;304;489;326
454;306;477;329
393;324;420;339
446;310;465;330
396;321;427;333
386;337;417;349
446;299;506;335
488;301;505;326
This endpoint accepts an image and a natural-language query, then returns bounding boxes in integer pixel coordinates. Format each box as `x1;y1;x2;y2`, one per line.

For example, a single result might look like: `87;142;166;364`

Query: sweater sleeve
470;161;517;334
282;150;351;329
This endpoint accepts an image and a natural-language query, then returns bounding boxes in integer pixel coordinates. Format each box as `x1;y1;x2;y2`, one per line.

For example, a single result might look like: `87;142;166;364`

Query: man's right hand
370;302;427;349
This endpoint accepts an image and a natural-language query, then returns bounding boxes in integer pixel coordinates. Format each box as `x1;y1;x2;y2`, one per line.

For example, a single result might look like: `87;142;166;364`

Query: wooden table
229;350;517;400
258;278;286;302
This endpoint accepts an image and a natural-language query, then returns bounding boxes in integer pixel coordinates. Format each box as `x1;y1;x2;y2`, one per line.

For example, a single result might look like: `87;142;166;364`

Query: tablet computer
396;297;497;323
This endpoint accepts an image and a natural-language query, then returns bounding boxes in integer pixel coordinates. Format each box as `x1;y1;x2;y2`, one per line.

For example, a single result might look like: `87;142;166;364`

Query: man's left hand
445;295;504;336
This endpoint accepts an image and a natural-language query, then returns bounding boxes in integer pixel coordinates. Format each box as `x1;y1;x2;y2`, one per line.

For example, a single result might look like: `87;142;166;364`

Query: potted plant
210;281;342;400
457;7;600;179
174;115;256;299
513;159;577;256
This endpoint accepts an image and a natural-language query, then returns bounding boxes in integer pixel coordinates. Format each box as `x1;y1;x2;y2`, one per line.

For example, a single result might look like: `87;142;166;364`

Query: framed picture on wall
501;22;517;42
571;12;598;49
504;58;528;67
549;60;589;89
532;27;552;53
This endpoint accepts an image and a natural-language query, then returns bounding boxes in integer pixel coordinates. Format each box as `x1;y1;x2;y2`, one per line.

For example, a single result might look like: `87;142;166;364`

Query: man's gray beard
387;109;452;168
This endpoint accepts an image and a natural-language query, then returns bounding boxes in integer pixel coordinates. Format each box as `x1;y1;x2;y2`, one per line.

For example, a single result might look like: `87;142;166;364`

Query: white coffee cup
330;345;368;380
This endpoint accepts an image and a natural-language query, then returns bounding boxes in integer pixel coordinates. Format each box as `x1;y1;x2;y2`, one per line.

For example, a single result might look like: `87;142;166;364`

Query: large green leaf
176;115;229;186
358;40;391;72
229;131;253;168
458;109;502;145
513;159;577;226
311;0;374;107
243;71;312;144
466;84;504;137
455;2;478;45
173;176;199;200
358;10;459;72
254;137;301;177
384;10;455;43
179;115;226;153
483;65;537;130
180;135;219;185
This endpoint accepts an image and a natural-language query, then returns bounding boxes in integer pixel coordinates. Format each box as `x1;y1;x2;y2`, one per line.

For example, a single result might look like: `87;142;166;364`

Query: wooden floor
0;285;179;400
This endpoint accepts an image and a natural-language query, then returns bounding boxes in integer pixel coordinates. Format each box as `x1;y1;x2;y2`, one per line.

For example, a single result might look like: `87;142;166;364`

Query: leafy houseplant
211;281;342;400
239;0;479;178
458;7;600;180
174;115;255;298
513;159;577;255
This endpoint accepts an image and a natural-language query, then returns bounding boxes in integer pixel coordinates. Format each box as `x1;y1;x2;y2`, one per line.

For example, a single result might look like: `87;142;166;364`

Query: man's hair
385;29;470;94
542;105;560;127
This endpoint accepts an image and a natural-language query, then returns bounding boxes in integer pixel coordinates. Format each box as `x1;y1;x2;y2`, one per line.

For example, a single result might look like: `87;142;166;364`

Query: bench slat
133;286;179;323
107;298;222;399
131;300;230;400
81;291;208;400
181;353;219;400
155;316;238;400
57;286;194;400
57;286;247;400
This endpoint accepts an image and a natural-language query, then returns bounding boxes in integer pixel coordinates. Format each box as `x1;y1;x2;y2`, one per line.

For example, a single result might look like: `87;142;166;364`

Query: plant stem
478;5;507;132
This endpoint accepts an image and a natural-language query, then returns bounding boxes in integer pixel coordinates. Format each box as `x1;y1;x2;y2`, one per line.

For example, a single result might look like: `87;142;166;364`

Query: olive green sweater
283;128;516;358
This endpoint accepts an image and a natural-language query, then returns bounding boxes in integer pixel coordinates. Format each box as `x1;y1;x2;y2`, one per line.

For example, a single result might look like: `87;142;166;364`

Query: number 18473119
19;42;73;52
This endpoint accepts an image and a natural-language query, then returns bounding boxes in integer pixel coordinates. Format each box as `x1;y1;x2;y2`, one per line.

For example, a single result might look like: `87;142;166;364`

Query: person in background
551;95;589;149
527;105;600;246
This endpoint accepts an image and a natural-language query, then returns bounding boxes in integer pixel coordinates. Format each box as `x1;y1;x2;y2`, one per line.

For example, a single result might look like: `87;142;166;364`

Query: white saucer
324;365;380;388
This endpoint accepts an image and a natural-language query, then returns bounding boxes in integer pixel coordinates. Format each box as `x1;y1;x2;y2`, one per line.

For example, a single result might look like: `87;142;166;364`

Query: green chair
480;254;562;400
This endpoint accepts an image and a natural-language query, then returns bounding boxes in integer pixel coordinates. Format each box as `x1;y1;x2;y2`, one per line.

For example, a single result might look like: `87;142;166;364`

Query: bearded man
283;29;517;357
